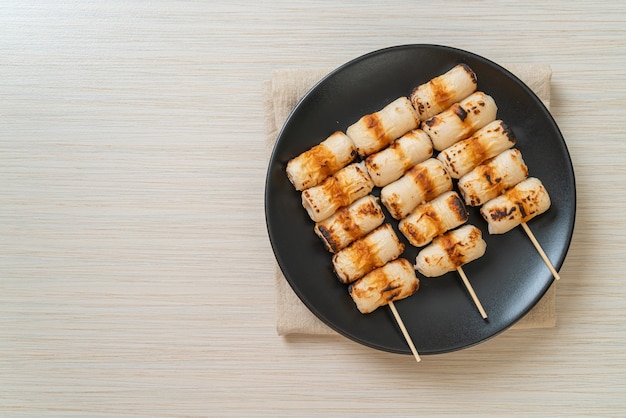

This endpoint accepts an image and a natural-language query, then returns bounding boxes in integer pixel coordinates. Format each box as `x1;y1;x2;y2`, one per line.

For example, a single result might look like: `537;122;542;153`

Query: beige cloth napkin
264;64;556;336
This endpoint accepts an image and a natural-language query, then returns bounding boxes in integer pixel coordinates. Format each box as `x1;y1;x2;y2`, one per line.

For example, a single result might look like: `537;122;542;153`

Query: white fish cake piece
410;64;478;121
380;158;453;220
346;97;419;157
437;120;516;179
399;191;468;248
314;195;385;253
414;225;487;277
301;162;374;222
332;224;405;284
422;91;498;151
458;148;529;206
348;258;420;314
286;131;356;191
480;177;551;234
364;129;433;187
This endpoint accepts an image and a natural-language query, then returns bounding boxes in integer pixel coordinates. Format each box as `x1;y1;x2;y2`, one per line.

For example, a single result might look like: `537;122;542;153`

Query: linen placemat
264;64;556;336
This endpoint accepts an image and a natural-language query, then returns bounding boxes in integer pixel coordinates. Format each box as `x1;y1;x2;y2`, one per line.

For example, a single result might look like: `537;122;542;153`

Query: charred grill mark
471;99;486;116
357;200;382;218
482;165;501;187
346;239;378;275
384;289;401;302
401;221;421;242
338;164;373;203
489;205;517;221
315;224;339;252
323;206;373;252
306;143;339;178
389;140;401;150
424;207;441;226
438;234;464;268
393;139;413;169
448;193;469;222
459;63;478;85
437;227;481;268
365;158;378;173
363;113;389;145
401;206;441;246
516;153;530;177
466;137;488;165
410;165;437;201
410;88;426;116
382;282;400;293
502;184;546;222
452;103;468;122
336;206;360;235
322;177;350;208
430;77;452;108
500;121;516;143
387;199;402;218
424;117;439;127
301;189;319;214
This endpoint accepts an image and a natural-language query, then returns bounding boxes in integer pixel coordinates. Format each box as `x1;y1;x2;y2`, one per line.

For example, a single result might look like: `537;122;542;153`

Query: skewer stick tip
388;301;421;363
456;267;488;319
520;222;560;281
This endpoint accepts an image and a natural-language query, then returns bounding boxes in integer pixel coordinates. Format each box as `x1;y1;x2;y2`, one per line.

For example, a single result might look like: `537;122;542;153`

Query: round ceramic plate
265;44;575;355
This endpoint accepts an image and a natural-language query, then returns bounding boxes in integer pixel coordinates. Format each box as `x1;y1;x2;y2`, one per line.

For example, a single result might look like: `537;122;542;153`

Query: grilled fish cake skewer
458;148;529;207
422;91;497;151
380;158;453;220
480;177;551;235
332;224;404;284
399;191;468;248
410;63;478;121
347;97;419;158
301;162;374;222
348;258;419;314
286;131;356;191
365;129;433;187
437;120;516;179
314;195;385;253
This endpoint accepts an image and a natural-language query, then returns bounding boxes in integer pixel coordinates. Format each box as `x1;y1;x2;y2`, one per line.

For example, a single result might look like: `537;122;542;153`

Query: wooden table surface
2;2;626;416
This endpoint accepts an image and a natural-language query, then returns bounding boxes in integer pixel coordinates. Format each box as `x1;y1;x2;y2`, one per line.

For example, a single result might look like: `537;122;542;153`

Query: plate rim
265;43;576;355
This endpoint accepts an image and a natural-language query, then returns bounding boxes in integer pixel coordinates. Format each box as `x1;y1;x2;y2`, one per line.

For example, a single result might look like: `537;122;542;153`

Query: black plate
265;44;575;355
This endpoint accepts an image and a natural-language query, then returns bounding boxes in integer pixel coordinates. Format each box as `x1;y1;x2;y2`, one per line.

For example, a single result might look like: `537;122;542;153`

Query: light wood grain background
1;1;626;416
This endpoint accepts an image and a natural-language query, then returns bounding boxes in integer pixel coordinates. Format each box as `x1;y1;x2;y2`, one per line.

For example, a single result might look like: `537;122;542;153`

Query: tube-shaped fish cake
410;64;478;121
422;92;498;151
348;258;419;314
414;225;487;277
364;129;433;187
437;120;516;179
399;191;468;248
286;131;356;191
346;97;419;157
332;224;405;284
480;177;551;234
314;195;385;253
302;162;374;222
458;148;529;206
380;158;453;220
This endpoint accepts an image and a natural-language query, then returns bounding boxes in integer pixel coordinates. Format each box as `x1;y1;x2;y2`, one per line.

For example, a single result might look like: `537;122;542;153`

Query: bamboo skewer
521;222;560;281
388;301;421;363
456;267;488;319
